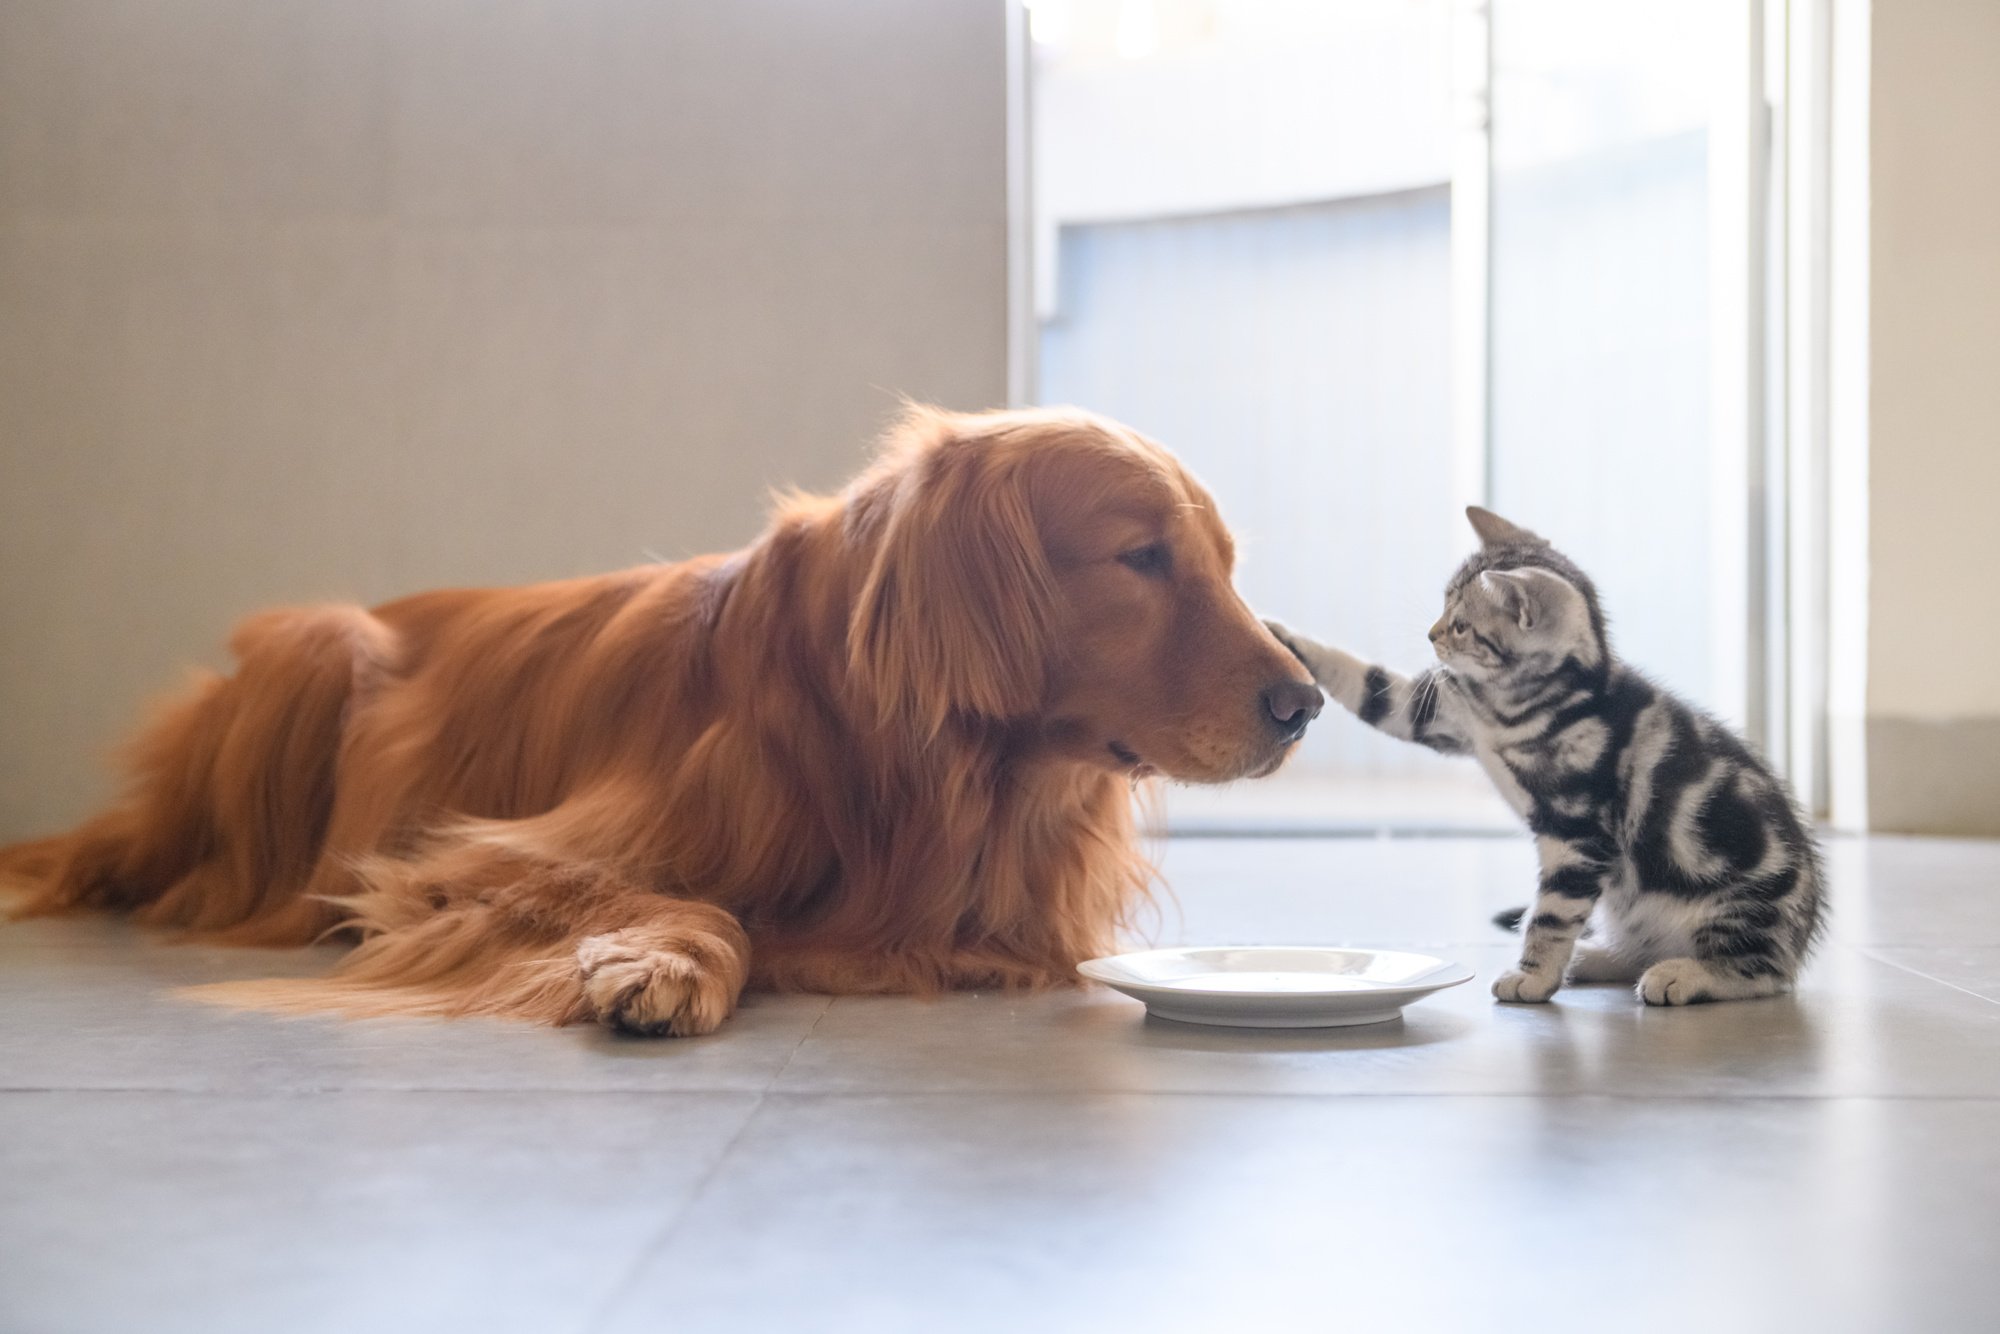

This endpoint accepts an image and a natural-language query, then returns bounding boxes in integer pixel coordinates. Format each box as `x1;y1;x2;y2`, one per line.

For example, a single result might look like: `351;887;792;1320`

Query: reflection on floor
4;835;1999;1333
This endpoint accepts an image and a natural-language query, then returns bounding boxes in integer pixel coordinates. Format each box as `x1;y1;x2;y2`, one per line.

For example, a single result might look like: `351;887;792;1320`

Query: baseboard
1865;715;2000;837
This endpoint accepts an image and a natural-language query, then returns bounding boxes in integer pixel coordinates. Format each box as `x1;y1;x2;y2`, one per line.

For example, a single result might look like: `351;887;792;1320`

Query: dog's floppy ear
851;411;1061;736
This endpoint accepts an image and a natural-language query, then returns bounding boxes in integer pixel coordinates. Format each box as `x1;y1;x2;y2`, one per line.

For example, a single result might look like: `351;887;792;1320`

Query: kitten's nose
1263;680;1324;741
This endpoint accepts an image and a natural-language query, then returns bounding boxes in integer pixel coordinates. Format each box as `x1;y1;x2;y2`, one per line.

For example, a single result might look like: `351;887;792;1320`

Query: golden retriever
0;405;1321;1036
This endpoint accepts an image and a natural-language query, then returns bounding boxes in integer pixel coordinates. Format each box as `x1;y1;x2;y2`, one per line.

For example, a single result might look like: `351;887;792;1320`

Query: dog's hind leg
7;605;396;943
7;671;234;921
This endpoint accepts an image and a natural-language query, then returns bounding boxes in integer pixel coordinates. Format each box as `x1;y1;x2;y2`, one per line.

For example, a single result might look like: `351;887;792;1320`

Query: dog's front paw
576;930;735;1037
1492;968;1560;1003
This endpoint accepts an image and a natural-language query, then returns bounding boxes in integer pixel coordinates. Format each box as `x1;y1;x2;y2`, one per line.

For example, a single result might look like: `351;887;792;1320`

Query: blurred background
1032;0;1725;828
2;0;1994;840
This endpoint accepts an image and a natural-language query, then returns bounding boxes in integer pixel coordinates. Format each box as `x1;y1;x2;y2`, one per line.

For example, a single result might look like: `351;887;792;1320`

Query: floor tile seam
755;995;835;1094
703;1088;2000;1104
1856;948;2000;1008
5;1087;1998;1103
0;1084;776;1097
572;1087;782;1334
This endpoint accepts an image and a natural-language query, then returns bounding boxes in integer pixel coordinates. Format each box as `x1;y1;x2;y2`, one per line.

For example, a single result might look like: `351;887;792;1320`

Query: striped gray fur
1269;506;1825;1007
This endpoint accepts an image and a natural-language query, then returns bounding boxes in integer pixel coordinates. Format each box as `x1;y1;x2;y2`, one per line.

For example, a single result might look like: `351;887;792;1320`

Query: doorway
1022;0;1786;831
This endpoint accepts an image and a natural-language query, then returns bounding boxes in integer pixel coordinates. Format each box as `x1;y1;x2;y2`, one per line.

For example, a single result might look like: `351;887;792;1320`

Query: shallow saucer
1078;945;1475;1028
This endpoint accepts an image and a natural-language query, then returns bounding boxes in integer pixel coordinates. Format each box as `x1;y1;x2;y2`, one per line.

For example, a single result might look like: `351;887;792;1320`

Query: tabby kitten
1268;507;1824;1006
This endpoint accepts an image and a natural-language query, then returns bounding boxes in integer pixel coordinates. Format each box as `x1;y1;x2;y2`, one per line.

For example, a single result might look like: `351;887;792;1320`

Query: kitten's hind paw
1637;958;1788;1006
1492;968;1559;1003
1638;958;1716;1006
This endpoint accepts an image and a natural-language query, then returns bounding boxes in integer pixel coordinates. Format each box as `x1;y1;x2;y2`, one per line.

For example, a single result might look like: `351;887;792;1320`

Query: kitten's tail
1492;906;1525;933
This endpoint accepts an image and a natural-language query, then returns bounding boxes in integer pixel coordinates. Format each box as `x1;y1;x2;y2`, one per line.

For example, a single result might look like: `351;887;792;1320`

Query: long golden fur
0;406;1319;1036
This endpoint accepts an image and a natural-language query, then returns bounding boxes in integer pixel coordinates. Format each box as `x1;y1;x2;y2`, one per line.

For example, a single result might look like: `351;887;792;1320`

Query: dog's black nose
1263;680;1323;740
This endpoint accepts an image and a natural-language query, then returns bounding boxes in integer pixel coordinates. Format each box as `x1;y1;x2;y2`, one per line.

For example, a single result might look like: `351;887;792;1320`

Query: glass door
1485;0;1764;732
1024;0;1779;830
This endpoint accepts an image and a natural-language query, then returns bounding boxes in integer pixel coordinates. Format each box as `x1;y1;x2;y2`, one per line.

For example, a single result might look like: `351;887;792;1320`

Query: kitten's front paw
1262;618;1311;666
1492;968;1560;1003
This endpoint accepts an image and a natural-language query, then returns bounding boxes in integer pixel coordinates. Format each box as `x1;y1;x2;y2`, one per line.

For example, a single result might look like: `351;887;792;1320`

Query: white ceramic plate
1078;946;1475;1028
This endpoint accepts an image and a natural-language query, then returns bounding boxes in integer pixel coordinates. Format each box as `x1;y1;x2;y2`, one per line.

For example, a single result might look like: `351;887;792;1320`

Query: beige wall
0;1;1012;840
1853;0;2000;832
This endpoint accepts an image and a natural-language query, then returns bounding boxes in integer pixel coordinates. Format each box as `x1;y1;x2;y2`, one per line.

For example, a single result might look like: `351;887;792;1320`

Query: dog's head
850;405;1320;783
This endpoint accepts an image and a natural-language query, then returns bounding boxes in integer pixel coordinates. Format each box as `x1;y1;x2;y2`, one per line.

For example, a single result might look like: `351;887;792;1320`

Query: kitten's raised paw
1263;618;1309;665
1492;968;1559;1003
1637;958;1716;1006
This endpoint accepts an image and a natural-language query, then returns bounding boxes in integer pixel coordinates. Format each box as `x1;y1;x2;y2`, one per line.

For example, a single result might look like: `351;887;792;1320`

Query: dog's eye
1117;542;1172;578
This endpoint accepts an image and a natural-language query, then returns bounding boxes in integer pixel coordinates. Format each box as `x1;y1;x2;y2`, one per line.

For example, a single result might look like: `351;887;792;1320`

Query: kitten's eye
1117;542;1172;579
1451;618;1469;634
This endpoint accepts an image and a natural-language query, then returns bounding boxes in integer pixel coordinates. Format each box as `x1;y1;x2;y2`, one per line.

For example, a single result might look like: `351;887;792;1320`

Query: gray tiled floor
4;834;1999;1334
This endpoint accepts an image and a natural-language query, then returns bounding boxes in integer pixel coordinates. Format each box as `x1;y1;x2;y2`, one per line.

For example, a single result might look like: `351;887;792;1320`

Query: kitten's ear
1478;570;1538;630
1466;506;1545;549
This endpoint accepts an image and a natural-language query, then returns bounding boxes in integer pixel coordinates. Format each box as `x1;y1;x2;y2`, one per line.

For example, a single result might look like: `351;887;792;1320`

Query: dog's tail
1491;905;1526;933
5;606;395;944
0;835;71;907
